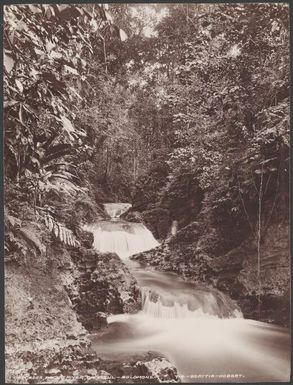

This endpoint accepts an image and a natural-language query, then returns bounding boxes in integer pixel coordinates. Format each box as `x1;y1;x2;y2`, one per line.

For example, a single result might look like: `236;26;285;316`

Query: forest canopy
4;3;289;258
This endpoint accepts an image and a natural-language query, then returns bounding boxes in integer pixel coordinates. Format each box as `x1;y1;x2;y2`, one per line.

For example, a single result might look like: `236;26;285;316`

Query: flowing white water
83;221;159;259
140;287;242;319
86;205;291;382
104;203;132;220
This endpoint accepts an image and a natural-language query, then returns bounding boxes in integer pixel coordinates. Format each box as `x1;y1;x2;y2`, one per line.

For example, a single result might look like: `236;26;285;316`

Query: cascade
84;203;240;318
83;221;159;259
83;202;159;259
104;203;132;220
141;288;242;319
86;203;290;382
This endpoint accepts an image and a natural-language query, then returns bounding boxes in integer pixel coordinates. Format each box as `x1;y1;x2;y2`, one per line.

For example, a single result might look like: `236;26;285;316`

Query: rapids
85;203;291;383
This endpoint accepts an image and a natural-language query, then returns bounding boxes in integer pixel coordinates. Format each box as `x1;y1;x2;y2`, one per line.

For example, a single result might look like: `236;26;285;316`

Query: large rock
122;211;143;223
123;207;172;240
211;222;290;325
6;343;180;384
69;248;141;331
141;208;172;240
132;222;213;282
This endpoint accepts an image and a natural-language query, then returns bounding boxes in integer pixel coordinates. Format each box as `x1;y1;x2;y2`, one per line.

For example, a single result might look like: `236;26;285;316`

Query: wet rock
141;208;172;240
75;228;94;248
168;222;202;245
6;342;180;384
93;312;108;330
69;248;141;331
132;221;213;283
204;222;290;325
122;211;143;223
137;356;180;383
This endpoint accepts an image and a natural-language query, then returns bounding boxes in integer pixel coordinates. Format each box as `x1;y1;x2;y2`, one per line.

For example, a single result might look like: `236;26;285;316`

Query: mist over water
86;204;291;383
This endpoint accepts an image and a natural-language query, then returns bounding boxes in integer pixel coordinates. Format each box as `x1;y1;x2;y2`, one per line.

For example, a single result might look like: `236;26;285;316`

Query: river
84;204;291;383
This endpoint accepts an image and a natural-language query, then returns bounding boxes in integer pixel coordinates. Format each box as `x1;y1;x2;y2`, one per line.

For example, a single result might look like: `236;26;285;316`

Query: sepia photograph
3;2;290;383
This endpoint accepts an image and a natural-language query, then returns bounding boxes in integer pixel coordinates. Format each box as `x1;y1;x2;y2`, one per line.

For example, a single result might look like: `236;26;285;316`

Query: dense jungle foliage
4;3;289;269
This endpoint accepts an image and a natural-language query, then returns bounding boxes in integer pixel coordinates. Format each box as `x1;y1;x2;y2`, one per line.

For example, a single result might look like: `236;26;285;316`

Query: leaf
69;86;83;100
60;116;75;134
46;39;56;52
119;29;128;42
44;215;49;228
49;51;62;60
44;162;76;171
50;172;75;181
23;103;38;117
69;231;74;246
41;211;79;247
34;48;45;58
28;5;42;14
43;143;72;164
254;169;267;174
4;100;19;109
31;157;41;168
44;5;55;18
48;216;54;232
105;11;113;23
8;29;15;45
63;229;68;245
64;65;78;76
259;157;277;165
15;79;23;93
4;53;15;73
6;214;21;228
53;222;59;237
18;104;24;124
59;226;65;243
90;18;98;31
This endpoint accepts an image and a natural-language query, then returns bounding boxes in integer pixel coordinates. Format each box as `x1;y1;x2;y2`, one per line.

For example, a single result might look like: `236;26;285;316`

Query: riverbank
5;216;179;383
131;220;290;326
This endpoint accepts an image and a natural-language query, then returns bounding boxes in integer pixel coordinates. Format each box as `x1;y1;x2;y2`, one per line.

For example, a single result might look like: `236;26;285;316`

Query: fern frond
39;210;80;247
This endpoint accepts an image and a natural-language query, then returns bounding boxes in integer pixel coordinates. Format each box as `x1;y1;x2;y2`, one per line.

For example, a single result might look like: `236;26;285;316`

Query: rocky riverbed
131;220;290;326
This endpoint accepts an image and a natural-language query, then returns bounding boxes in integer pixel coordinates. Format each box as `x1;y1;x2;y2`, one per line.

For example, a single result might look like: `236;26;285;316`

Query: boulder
141;208;172;240
122;211;143;223
69;248;141;331
208;222;290;325
6;336;180;384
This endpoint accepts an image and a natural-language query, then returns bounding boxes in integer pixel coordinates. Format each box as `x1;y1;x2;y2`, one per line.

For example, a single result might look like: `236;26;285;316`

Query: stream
85;204;291;383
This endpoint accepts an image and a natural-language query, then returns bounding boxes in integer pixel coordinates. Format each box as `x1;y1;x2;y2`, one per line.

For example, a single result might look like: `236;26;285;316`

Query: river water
85;204;291;383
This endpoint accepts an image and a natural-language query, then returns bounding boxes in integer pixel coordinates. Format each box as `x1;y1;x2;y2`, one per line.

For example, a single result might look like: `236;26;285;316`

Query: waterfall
104;203;132;220
84;203;241;317
89;202;290;383
141;287;242;319
83;203;159;259
85;222;159;259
